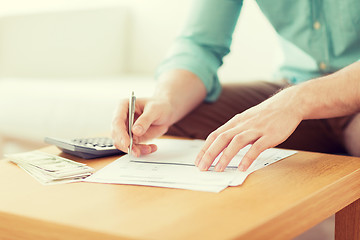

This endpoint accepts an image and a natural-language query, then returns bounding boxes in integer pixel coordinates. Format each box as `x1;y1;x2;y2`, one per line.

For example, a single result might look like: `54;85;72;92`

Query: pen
128;91;136;156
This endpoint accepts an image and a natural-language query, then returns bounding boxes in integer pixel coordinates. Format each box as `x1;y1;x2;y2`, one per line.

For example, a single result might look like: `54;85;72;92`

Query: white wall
0;0;282;81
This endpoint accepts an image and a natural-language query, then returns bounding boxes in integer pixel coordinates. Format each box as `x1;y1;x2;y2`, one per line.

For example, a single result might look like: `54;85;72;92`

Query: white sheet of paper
135;139;296;169
84;139;296;192
85;155;237;192
85;160;227;193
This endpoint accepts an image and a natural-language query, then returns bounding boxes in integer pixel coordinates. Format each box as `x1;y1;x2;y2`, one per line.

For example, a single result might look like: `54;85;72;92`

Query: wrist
265;84;308;122
285;83;311;121
286;79;332;121
152;83;181;125
153;69;207;124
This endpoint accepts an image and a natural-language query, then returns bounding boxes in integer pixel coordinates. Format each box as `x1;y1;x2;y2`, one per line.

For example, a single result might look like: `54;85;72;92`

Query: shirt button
319;62;327;70
313;21;321;30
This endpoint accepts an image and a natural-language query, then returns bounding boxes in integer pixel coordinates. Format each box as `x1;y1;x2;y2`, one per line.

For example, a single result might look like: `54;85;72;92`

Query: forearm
286;61;360;120
154;69;207;124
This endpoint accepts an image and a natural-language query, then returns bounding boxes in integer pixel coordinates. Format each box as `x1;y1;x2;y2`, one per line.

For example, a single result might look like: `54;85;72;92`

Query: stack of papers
85;139;296;192
7;151;94;185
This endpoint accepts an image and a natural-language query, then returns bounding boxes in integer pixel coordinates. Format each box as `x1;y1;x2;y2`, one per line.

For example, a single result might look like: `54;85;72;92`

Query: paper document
84;139;296;192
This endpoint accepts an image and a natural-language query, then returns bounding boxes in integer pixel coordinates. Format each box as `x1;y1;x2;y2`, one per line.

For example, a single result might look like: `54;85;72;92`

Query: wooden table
1;146;360;240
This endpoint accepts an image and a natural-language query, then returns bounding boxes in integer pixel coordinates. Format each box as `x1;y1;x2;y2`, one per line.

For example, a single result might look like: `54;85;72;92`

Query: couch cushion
0;76;155;144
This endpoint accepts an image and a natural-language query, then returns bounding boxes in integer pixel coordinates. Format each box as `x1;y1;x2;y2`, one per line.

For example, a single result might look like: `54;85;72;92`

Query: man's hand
111;97;174;157
111;69;207;157
195;86;303;172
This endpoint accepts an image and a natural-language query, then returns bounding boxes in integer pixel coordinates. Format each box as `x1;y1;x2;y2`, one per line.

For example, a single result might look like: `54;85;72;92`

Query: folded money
6;151;94;185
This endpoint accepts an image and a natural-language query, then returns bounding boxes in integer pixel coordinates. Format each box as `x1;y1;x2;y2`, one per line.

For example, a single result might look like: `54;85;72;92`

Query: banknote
6;151;94;185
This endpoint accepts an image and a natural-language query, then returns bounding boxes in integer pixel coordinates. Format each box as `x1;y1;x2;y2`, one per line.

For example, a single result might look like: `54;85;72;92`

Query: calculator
44;137;124;159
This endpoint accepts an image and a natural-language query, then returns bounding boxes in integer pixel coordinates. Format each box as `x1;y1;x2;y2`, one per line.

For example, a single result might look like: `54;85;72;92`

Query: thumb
132;104;160;137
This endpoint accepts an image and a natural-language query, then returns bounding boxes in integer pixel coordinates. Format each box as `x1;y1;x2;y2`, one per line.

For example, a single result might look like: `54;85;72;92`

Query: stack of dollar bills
6;151;94;185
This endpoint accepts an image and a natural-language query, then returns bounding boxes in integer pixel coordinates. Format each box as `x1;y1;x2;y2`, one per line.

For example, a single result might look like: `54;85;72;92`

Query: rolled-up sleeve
156;0;243;102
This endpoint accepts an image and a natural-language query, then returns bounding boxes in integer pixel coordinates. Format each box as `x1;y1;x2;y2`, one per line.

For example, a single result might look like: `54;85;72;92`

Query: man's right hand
111;69;207;157
111;96;174;157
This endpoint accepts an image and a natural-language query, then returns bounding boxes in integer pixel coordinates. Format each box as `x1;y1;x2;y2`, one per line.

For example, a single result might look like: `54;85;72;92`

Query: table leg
335;198;360;240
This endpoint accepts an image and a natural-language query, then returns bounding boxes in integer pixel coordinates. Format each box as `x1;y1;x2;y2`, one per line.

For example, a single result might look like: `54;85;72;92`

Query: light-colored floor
294;215;334;240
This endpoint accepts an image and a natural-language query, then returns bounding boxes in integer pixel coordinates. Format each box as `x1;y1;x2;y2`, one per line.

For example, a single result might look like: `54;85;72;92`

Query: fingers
195;120;239;167
196;129;238;171
132;101;162;137
131;144;158;157
112;97;172;156
237;137;271;171
196;127;262;172
112;98;161;153
111;99;131;152
133;125;169;144
214;131;260;172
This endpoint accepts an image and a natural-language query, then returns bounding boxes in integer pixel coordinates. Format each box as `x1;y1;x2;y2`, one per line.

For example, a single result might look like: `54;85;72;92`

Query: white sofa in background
0;7;157;155
0;76;155;142
0;0;282;155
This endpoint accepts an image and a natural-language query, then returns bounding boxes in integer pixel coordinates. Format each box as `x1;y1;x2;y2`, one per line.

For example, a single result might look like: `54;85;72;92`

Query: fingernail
195;152;203;166
199;162;207;171
215;164;223;172
133;125;143;135
238;165;246;172
194;157;200;166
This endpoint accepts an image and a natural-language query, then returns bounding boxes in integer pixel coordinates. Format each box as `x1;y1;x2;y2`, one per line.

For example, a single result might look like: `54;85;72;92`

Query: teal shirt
156;0;360;102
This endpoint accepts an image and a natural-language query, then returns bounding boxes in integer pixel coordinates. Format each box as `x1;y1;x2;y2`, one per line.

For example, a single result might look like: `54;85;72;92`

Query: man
112;0;360;172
